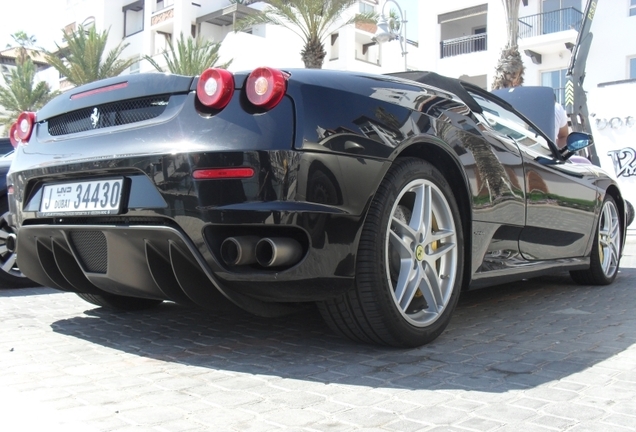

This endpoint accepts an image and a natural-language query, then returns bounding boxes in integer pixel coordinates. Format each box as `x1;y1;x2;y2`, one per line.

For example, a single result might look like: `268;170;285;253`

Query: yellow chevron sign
565;80;574;106
588;0;597;20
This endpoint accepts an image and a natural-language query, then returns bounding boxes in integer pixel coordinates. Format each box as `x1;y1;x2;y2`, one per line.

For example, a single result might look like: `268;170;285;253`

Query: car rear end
6;68;401;309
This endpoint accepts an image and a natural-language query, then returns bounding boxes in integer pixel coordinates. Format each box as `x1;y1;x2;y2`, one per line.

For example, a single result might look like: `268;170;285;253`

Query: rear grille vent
47;95;170;136
70;231;108;273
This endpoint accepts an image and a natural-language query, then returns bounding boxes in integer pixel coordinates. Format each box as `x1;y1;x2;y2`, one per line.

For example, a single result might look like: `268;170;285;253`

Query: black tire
626;200;634;227
570;195;621;285
0;206;37;288
76;293;163;311
318;158;464;347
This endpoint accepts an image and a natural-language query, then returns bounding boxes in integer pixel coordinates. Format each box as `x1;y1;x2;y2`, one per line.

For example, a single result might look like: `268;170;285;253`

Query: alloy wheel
598;199;620;278
0;214;23;278
386;179;458;327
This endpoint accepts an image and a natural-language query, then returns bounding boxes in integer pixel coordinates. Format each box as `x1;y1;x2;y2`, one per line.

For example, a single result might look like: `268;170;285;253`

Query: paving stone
539;402;606;421
259;407;327;427
601;413;636;429
472;404;536;423
609;401;636;417
151;418;204;432
527;415;577;430
456;417;505;431
565;421;635;432
405;405;469;425
382;418;430;432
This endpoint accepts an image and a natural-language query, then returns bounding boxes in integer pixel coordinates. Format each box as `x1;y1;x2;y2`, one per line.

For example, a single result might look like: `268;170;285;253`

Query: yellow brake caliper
413;214;440;300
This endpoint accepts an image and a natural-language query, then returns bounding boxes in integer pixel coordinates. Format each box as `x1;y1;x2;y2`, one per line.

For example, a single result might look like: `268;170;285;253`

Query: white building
419;0;636;98
51;0;418;92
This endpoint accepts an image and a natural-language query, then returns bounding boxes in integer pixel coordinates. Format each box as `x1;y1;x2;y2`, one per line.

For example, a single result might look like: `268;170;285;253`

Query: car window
469;91;554;158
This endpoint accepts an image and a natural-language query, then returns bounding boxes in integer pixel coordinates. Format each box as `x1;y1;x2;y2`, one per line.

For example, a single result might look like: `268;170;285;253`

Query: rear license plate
40;178;124;216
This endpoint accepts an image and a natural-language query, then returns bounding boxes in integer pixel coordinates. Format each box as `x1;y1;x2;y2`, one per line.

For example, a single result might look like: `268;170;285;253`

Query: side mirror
566;132;593;152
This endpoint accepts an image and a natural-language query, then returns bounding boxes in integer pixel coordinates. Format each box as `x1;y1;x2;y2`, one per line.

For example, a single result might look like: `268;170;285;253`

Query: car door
517;145;598;260
470;91;598;260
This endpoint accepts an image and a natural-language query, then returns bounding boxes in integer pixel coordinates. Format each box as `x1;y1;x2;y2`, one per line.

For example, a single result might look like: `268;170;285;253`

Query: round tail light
16;111;36;142
246;67;287;110
196;68;234;110
9;123;20;148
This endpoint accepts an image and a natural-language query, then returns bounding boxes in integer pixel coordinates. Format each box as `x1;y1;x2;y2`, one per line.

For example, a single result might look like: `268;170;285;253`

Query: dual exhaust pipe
220;236;302;268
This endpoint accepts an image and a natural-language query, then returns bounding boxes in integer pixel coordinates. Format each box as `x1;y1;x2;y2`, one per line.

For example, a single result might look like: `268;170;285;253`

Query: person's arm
555;103;569;149
556;124;569;149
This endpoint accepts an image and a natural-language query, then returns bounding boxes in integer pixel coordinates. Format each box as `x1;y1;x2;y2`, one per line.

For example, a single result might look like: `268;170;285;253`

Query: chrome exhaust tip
5;233;17;253
220;236;259;266
255;237;302;267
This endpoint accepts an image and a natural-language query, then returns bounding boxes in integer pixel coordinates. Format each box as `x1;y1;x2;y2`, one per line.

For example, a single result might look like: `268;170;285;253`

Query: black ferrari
6;68;626;347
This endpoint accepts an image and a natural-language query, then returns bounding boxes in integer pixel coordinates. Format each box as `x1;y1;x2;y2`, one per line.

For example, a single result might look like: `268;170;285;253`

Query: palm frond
0;58;57;134
45;25;134;87
144;33;231;76
235;0;376;68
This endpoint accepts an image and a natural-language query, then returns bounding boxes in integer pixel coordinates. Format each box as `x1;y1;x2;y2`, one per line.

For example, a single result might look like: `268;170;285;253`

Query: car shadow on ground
48;268;636;393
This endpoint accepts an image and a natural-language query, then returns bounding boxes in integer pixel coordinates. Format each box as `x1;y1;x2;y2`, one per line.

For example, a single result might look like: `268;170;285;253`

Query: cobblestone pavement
1;235;635;432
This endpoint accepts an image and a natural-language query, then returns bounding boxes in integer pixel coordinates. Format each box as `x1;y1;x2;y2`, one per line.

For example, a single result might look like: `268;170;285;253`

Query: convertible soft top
390;71;484;114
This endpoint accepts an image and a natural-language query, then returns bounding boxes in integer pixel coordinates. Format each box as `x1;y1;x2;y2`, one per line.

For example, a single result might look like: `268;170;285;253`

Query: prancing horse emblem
90;108;100;128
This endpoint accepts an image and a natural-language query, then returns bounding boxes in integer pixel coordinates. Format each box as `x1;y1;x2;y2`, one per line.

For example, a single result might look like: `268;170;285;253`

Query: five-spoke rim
598;200;620;278
385;179;457;327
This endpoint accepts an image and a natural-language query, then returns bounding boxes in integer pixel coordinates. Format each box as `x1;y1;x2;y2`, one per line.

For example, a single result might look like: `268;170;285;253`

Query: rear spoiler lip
37;73;195;122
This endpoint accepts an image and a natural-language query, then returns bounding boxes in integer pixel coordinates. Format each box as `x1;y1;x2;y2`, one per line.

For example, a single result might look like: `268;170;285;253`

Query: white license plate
40;179;124;215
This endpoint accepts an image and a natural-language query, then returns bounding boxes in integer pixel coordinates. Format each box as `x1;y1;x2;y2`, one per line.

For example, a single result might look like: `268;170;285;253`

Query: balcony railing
440;33;487;59
154;0;174;13
519;7;583;38
552;87;566;106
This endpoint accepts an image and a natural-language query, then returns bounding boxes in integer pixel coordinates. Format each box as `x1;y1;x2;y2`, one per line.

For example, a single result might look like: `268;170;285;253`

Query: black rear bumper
16;220;357;312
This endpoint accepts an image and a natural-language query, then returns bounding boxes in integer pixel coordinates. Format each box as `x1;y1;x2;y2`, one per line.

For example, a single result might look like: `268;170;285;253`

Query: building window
542;0;581;11
63;22;76;40
541;69;567;105
154;31;172;55
631;0;636;16
541;0;581;34
330;33;339;61
129;57;141;74
630;57;636;79
123;1;144;37
81;17;95;31
359;1;374;14
155;0;174;13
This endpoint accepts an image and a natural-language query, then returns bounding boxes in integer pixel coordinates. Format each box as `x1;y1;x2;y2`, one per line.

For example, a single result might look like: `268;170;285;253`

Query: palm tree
491;0;525;90
237;0;376;69
144;33;231;75
0;59;57;134
6;31;39;65
45;25;135;86
7;31;37;49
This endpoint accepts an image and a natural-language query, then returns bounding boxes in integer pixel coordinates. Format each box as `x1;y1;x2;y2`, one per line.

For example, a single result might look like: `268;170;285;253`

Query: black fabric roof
388;71;483;114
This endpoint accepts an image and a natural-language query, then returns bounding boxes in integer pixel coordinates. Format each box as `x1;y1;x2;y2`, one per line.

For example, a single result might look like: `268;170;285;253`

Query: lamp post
372;0;408;71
